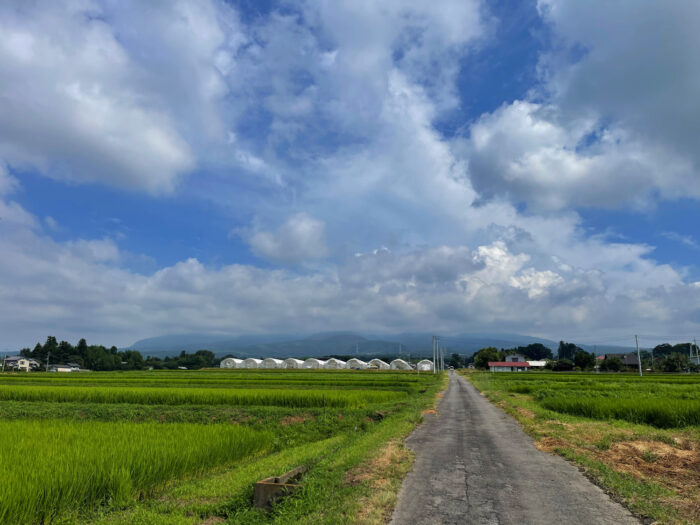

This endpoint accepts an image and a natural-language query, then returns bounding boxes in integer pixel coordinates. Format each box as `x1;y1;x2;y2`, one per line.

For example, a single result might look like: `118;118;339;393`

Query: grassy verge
461;370;700;524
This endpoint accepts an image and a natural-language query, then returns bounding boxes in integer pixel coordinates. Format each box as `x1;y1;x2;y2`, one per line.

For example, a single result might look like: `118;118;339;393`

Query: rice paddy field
464;371;700;524
0;369;442;525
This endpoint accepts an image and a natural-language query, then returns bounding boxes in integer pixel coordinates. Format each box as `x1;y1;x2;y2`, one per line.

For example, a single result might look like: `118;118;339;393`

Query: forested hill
124;332;564;358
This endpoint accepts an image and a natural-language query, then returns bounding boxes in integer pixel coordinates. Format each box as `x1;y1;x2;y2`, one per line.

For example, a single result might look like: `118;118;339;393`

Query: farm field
0;369;442;524
463;371;700;524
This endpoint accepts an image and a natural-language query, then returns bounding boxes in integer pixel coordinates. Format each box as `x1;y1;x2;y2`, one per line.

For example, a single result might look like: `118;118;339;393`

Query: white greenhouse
284;358;305;369
369;358;390;370
303;358;327;369
243;358;263;369
262;358;284;369
390;359;412;370
219;358;243;369
346;358;368;369
416;359;434;371
324;358;346;369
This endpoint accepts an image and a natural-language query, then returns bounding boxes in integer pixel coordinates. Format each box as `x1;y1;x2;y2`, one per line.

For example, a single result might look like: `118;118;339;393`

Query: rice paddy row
471;372;700;428
0;369;441;524
0;383;406;407
0;420;271;525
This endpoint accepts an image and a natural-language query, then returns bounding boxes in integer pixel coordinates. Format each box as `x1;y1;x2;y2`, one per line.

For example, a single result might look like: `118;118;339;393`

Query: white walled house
527;360;547;368
488;360;530;372
6;357;41;371
284;358;304;369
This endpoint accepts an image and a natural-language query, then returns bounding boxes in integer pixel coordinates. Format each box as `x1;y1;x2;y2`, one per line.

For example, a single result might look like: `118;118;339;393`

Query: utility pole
690;340;694;362
694;338;698;365
46;351;50;372
1;354;5;373
432;336;436;375
635;335;642;377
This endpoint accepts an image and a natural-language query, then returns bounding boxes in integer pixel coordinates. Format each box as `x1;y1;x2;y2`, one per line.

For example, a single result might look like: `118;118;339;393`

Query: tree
574;350;596;370
661;353;687;372
473;347;500;370
552;358;574;371
599;357;623;372
446;353;465;368
558;341;583;361
510;343;553;360
57;340;74;363
76;338;88;358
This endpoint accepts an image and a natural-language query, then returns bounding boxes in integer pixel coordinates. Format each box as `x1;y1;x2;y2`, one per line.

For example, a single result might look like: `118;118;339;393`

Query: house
49;364;75;373
5;356;40;371
488;360;530;372
504;354;526;362
603;353;639;367
527;360;547;368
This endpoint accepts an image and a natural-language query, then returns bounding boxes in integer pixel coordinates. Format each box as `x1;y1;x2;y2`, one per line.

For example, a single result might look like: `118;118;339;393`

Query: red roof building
488;361;531;372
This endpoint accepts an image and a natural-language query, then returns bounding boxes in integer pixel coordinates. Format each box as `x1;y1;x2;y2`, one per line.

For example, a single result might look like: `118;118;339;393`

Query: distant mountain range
123;332;634;358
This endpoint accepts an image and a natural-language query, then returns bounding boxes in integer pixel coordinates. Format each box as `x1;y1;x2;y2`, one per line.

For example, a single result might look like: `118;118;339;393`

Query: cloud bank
1;0;700;348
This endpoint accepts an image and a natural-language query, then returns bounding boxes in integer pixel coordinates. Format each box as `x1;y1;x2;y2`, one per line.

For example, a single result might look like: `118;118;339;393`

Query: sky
2;0;700;350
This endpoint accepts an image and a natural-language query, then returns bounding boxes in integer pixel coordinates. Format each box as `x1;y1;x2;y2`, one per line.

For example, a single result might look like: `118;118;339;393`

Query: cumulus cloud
3;1;700;349
245;213;329;263
2;199;699;349
0;0;245;193
465;101;690;210
463;0;700;210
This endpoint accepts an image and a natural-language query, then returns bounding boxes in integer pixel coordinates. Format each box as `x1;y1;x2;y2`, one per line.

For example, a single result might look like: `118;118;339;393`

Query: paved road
390;372;640;525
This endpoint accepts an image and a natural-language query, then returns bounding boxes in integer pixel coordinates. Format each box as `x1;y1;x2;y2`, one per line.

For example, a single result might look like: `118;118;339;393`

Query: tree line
16;336;219;371
469;340;699;372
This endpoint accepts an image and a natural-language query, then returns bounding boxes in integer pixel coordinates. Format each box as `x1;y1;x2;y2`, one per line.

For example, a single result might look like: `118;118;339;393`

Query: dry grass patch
598;441;699;489
346;440;413;524
515;407;535;419
280;414;313;425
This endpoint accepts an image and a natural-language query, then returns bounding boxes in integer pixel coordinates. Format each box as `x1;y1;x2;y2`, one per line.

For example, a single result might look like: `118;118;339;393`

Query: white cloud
245;213;329;263
2;1;700;349
0;0;247;193
1;200;698;349
661;231;699;250
43;216;60;232
460;1;700;210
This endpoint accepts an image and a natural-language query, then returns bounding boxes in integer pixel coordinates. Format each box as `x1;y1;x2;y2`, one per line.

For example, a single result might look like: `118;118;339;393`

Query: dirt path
390;372;640;525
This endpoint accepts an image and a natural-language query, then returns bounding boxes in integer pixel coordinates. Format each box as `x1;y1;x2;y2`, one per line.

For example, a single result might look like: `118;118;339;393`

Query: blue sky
1;0;700;349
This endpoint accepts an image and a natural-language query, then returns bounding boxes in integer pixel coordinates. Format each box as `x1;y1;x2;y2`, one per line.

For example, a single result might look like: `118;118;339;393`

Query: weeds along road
390;371;640;525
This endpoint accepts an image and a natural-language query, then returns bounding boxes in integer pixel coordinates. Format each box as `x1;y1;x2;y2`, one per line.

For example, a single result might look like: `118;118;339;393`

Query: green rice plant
0;384;405;408
0;420;272;524
539;395;700;428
